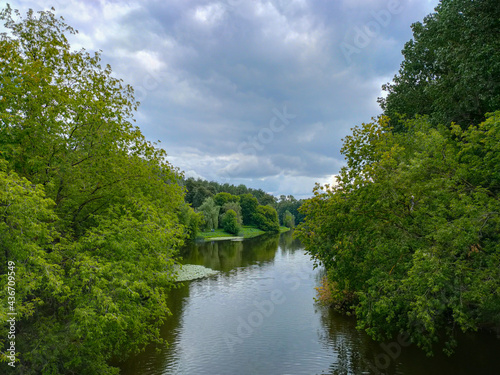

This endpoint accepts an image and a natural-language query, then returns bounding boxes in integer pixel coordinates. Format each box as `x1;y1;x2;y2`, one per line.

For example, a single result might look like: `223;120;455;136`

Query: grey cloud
9;0;440;197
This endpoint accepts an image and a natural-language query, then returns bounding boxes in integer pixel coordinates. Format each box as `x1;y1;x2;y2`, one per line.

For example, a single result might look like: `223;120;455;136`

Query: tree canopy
182;177;277;209
299;0;500;355
254;205;280;233
0;6;187;373
198;197;220;231
221;209;241;235
379;0;500;131
297;113;500;354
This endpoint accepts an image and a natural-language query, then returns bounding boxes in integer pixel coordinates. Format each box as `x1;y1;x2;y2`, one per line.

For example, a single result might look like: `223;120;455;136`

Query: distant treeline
181;177;306;227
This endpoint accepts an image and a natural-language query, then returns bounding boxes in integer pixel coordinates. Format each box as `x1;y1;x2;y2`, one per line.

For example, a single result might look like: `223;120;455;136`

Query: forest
297;0;500;356
180;177;306;238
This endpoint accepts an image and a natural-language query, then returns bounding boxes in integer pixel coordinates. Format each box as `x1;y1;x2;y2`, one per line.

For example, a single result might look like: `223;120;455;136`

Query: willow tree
0;6;186;374
199;197;220;230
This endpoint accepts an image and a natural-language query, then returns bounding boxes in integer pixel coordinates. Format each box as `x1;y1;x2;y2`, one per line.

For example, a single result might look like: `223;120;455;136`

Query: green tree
192;186;214;208
214;192;240;206
297;113;500;355
198;197;220;231
0;159;61;356
379;0;500;131
221;209;241;235
276;195;305;225
254;205;280;232
220;201;243;226
253;188;277;206
239;193;259;225
178;203;204;240
0;6;186;373
282;210;295;228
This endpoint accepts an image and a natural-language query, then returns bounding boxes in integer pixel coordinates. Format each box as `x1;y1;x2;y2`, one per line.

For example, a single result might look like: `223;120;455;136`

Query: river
119;231;500;375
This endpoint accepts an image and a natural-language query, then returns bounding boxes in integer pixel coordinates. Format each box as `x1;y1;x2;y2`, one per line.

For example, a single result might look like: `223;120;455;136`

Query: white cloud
193;3;225;25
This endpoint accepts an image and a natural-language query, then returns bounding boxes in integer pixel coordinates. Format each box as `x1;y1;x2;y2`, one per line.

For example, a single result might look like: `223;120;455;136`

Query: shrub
221;209;241;235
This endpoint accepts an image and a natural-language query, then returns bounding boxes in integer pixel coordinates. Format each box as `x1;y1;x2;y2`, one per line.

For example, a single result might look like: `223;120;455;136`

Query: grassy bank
198;225;290;241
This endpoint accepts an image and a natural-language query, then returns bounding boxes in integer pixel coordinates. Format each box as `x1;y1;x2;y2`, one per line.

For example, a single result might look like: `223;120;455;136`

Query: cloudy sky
7;0;439;198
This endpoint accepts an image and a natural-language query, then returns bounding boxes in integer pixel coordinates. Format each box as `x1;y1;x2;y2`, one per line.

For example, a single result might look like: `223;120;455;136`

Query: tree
379;0;500;131
276;195;305;225
239;193;259;225
198;197;220;231
214;192;239;206
297;113;500;355
221;209;241;235
192;186;214;208
282;210;295;228
178;203;204;240
0;159;61;358
254;205;280;232
220;201;243;226
253;188;277;206
0;6;186;373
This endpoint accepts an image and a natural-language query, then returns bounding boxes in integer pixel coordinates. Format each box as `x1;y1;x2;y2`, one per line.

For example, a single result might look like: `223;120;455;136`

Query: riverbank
197;225;290;241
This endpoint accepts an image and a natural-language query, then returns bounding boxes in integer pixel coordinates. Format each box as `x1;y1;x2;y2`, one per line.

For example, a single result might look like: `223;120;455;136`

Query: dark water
119;231;500;375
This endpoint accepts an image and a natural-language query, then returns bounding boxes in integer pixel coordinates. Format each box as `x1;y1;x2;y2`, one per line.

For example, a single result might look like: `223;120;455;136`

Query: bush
221;209;241;235
253;205;280;232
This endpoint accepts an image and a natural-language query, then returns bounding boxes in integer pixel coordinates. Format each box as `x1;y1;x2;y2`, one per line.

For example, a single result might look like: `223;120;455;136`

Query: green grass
197;225;292;241
197;228;236;240
239;226;266;238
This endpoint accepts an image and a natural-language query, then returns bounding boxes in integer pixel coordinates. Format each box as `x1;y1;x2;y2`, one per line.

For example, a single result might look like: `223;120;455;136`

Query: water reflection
119;231;500;375
278;229;303;253
180;233;280;271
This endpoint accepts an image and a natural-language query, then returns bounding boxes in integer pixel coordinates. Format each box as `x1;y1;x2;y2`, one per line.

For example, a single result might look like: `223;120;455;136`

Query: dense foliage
183;178;305;228
198;197;220;231
275;195;304;226
297;114;500;354
239;193;259;225
220;201;243;226
299;0;500;356
254;205;280;233
183;177;276;208
282;210;295;228
221;209;241;235
0;6;188;373
379;0;500;131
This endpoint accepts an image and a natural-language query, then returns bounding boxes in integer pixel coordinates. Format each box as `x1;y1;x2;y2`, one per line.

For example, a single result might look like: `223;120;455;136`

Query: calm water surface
119;231;500;375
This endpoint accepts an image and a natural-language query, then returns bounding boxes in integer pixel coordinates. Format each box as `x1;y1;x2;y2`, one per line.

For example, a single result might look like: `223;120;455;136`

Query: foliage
213;192;239;206
239;193;259;225
0;6;186;373
198;197;220;231
297;113;500;355
315;276;355;311
379;0;500;131
221;209;241;235
0;160;60;354
282;210;295;228
220;201;243;226
182;177;276;208
178;203;204;240
276;195;305;225
253;205;280;233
